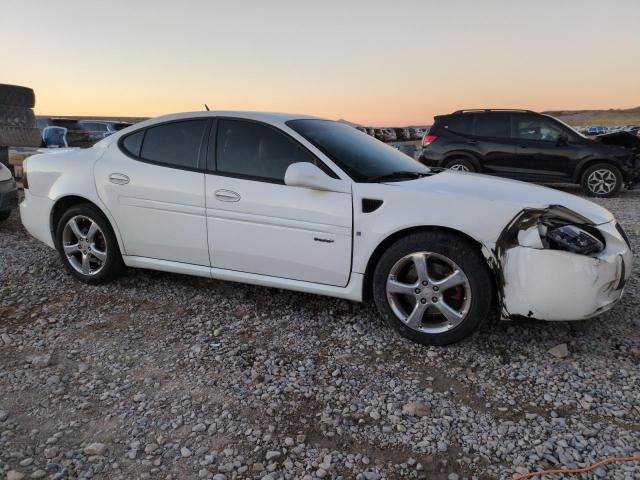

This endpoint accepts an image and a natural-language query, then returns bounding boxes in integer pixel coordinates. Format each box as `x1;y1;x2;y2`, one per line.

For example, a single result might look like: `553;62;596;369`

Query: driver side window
215;119;318;183
516;116;567;142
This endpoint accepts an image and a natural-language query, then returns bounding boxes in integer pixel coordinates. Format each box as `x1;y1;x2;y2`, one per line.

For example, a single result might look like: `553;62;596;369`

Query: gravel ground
1;186;639;480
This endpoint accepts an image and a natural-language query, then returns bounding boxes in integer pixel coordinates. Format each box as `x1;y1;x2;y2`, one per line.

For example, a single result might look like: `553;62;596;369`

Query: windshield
286;119;428;182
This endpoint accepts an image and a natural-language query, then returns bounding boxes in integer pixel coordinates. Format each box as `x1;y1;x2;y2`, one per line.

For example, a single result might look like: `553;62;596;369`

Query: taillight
422;134;437;147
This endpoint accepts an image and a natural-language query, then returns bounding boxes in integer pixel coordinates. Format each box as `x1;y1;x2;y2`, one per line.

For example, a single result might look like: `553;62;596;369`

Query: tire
372;231;493;346
55;203;123;284
580;163;623;197
0;84;36;108
0;210;10;222
444;157;476;172
0;105;35;128
0;126;42;148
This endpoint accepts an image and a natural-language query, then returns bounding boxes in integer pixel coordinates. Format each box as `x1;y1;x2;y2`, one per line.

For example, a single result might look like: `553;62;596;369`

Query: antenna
204;104;210;111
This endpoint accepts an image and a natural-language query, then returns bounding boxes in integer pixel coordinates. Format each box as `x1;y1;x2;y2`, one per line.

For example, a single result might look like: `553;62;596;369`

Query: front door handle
109;173;130;185
214;189;241;202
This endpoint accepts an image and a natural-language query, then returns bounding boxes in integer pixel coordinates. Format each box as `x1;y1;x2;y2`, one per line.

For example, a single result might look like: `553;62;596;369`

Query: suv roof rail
452;108;536;114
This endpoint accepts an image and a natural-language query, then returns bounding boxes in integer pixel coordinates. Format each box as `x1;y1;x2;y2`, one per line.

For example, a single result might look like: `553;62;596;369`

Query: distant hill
543;106;640;127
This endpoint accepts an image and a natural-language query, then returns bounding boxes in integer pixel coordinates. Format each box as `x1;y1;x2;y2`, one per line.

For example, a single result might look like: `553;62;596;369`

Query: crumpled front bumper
499;220;632;321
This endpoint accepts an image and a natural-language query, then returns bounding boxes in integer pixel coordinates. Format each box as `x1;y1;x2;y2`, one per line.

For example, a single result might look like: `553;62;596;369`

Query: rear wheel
373;231;492;345
580;163;622;197
444;157;476;172
55;204;123;284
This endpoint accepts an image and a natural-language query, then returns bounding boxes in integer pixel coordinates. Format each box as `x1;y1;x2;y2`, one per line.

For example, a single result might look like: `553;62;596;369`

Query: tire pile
0;84;41;148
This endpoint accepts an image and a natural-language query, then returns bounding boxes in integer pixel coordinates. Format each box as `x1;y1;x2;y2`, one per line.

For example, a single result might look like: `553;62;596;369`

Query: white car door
205;118;352;287
95;119;211;266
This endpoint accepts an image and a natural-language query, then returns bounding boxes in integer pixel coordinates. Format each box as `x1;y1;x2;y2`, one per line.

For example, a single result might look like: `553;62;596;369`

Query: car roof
130;110;325;128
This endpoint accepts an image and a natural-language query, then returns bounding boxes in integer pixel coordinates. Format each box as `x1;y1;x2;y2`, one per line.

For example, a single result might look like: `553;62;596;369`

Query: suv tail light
422;134;437;147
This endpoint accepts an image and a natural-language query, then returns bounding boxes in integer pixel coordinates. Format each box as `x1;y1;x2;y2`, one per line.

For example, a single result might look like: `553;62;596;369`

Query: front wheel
372;232;493;346
55;203;123;284
580;163;622;197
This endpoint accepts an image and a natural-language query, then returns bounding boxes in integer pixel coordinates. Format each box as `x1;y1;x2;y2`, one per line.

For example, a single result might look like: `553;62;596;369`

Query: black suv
419;109;640;197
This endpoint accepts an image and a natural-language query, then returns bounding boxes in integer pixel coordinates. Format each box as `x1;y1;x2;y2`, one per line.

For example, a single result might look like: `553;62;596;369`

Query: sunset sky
2;0;639;126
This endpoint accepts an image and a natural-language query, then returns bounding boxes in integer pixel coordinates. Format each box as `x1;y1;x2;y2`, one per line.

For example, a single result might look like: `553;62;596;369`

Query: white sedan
20;112;632;345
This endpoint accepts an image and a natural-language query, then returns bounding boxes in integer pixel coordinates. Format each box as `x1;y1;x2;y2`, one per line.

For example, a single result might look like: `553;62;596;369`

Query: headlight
499;206;607;257
545;225;604;255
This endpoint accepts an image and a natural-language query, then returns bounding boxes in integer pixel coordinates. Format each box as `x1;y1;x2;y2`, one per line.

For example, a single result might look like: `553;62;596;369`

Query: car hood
387;171;614;225
595;131;640;150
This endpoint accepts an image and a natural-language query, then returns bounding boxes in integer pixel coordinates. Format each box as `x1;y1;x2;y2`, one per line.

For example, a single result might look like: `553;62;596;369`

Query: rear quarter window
441;115;473;135
120;130;144;157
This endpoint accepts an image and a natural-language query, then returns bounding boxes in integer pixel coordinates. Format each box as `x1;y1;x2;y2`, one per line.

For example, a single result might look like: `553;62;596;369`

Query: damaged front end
493;206;632;321
596;131;640;187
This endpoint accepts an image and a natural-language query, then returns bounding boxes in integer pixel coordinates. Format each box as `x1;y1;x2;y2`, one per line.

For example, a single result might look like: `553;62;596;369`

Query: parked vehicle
0;162;18;222
412;127;429;140
382;128;397;142
80;120;133;143
394;128;412;141
36;117;90;147
584;125;609;136
418;109;640;197
373;128;385;141
20;111;632;346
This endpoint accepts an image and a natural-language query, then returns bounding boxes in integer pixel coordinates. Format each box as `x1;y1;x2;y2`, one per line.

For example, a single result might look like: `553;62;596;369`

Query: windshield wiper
367;171;429;183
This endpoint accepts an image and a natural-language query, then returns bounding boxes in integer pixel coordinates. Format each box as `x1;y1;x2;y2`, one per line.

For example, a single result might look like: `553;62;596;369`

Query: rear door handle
109;173;130;185
214;189;241;202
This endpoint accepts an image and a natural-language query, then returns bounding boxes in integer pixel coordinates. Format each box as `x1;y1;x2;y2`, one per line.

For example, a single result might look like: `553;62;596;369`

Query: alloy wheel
62;215;108;276
449;163;470;172
587;169;617;195
386;252;472;334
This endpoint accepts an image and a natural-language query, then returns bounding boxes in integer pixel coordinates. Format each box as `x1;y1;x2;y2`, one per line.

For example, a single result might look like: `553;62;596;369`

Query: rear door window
473;114;512;138
140;120;207;169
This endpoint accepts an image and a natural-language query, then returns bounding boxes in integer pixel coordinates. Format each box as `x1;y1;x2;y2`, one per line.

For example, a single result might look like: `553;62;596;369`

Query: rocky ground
1;186;639;480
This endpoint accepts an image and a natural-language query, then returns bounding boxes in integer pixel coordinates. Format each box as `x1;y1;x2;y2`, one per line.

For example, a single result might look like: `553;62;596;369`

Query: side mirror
284;162;349;193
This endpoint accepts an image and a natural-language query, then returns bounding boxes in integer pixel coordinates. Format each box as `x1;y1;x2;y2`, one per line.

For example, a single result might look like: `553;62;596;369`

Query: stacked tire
0;84;42;148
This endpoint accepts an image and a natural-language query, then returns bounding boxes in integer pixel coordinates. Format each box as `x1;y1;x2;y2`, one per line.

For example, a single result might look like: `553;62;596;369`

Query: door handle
466;140;478;145
214;189;241;202
109;173;130;185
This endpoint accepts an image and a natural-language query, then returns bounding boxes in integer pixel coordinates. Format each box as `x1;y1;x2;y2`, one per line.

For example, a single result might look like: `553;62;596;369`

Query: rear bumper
19;190;56;248
0;178;18;211
417;153;442;168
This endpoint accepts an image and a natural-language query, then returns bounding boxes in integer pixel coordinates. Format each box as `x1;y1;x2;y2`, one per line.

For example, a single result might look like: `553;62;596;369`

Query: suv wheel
444;158;475;172
55;203;123;284
580;163;622;197
372;231;492;346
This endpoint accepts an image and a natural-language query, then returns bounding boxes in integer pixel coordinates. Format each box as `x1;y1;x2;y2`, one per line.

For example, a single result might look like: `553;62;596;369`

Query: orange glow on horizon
2;0;639;127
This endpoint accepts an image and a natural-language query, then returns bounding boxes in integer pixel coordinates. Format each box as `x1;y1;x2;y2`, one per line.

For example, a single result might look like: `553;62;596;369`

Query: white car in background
20;112;632;345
